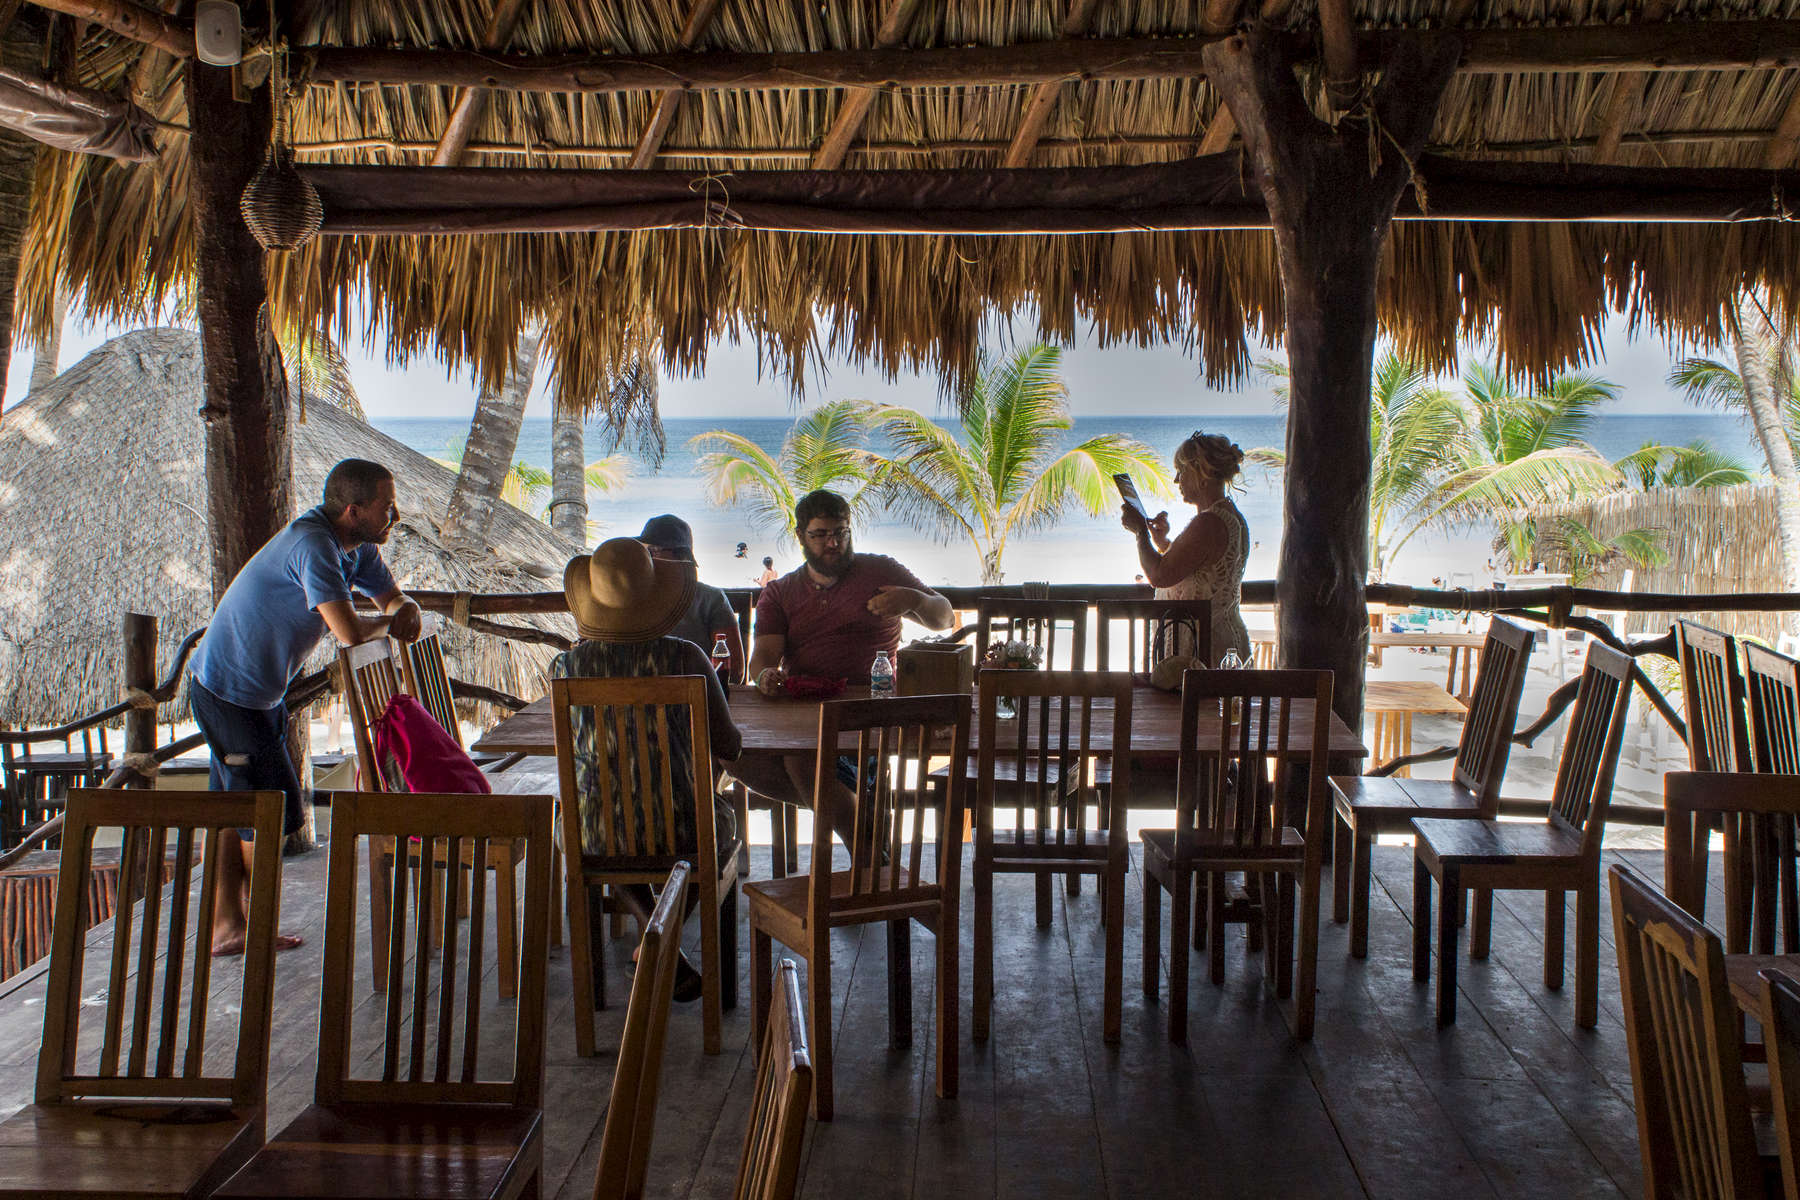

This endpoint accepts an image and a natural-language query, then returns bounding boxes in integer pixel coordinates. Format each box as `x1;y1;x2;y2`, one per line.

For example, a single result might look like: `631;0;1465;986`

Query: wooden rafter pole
0;11;45;419
296;20;1800;94
1196;104;1236;153
1202;27;1461;765
24;0;190;57
1766;75;1800;168
432;0;531;167
627;0;720;169
1316;0;1359;109
1002;0;1105;169
1591;72;1643;161
812;0;923;170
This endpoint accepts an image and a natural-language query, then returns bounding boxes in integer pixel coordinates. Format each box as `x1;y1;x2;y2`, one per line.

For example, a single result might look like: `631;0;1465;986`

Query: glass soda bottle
711;634;732;687
1219;648;1245;724
870;651;896;699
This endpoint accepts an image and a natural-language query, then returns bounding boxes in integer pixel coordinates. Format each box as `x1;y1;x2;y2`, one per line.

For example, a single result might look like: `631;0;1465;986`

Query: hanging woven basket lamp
238;51;320;251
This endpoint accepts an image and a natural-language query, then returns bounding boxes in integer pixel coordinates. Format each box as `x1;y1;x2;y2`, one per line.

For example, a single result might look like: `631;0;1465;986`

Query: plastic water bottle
870;651;896;699
1219;648;1245;723
711;634;732;690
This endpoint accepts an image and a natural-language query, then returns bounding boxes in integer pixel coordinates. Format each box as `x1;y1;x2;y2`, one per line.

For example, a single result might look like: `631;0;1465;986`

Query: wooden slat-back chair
1746;641;1800;954
1610;863;1765;1200
1412;642;1634;1028
1680;619;1756;948
1140;669;1334;1043
1329;616;1534;959
0;787;283;1199
550;674;741;1057
747;692;970;1120
973;670;1131;1043
974;597;1090;672
215;789;553;1200
1094;598;1213;675
340;638;525;1000
400;633;555;946
733;959;814;1200
590;864;689;1200
1760;967;1800;1199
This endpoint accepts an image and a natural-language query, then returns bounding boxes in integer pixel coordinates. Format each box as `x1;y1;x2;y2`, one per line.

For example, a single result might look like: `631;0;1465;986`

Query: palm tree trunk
1732;293;1800;599
443;327;542;547
548;399;588;541
27;292;62;395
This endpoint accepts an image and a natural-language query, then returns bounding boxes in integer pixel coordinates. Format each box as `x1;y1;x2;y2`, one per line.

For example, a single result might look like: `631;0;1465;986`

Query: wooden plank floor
0;824;1685;1200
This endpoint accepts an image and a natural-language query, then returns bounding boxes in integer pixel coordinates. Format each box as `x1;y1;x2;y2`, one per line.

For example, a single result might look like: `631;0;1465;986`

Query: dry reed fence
1534;483;1790;644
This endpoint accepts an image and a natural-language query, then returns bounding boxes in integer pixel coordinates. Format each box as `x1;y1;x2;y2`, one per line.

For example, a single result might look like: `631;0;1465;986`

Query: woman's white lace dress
1154;497;1251;665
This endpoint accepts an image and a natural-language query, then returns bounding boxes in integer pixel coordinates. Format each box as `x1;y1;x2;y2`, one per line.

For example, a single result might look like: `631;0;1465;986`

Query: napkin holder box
897;642;974;696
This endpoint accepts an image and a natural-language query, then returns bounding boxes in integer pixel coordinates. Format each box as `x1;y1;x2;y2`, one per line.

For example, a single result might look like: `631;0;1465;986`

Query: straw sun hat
563;537;696;643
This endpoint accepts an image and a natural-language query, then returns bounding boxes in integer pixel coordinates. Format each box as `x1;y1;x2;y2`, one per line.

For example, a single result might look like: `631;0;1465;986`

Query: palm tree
689;398;886;539
550;358;657;541
280;324;365;421
1615;439;1752;490
866;343;1172;585
443;327;543;548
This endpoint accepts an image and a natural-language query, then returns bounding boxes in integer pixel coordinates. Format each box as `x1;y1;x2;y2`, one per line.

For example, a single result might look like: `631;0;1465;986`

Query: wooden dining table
473;683;1369;763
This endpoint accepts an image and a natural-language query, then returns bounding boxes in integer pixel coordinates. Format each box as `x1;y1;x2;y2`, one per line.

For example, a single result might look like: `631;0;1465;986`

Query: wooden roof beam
812;0;925;170
297;154;1800;236
432;0;532;167
24;0;190;58
297;21;1800;95
1317;0;1359;109
628;0;721;169
1003;0;1106;168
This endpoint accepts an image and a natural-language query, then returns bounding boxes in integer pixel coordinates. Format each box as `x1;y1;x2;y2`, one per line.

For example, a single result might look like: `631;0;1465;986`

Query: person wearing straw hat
552;537;744;1002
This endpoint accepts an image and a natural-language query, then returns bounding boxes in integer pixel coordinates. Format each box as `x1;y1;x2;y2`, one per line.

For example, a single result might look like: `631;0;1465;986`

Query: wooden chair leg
1035;871;1052;929
1274;872;1296;1000
768;803;788;881
1208;873;1226;986
1103;856;1124;1044
1332;813;1351;923
1142;865;1161;998
809;948;835;1121
750;925;773;1064
720;878;739;1013
973;863;994;1041
1470;888;1492;961
783;805;799;875
935;894;959;1100
1295;865;1318;1040
699;876;723;1056
1170;868;1192;1046
567;875;598;1058
548;845;563;948
494;852;518;1001
368;835;392;993
1575;878;1598;1029
1259;873;1279;983
1436;866;1460;1026
1544;888;1566;991
888;919;913;1050
1349;831;1374;959
1192;876;1206;952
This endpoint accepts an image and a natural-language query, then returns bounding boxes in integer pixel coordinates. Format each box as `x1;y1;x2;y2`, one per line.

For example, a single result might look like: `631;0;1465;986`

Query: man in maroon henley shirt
731;489;954;828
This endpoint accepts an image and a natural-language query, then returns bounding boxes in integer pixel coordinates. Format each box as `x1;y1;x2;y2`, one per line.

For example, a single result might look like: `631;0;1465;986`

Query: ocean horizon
373;413;1767;591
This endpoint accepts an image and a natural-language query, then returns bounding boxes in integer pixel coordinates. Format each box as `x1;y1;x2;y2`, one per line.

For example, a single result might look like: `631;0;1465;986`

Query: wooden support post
1202;26;1459;737
186;61;292;600
122;613;156;789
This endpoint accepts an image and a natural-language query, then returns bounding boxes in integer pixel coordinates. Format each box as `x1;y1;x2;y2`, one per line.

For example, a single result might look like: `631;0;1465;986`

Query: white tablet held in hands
1113;473;1149;520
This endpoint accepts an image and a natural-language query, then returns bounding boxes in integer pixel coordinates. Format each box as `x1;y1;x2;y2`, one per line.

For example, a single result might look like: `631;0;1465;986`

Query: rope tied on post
122;687;159;711
116;752;162;782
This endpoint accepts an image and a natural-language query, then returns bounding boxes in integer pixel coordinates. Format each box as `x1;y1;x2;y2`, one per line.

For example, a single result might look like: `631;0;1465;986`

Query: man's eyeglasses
804;526;851;545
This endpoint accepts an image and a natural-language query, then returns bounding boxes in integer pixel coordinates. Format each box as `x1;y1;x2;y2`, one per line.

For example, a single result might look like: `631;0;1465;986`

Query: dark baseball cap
638;514;695;561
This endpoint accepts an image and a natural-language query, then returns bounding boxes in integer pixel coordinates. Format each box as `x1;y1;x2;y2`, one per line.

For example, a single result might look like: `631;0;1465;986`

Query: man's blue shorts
188;679;305;840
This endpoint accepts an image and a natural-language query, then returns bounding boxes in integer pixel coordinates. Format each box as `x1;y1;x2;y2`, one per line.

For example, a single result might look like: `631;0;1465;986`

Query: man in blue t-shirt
188;458;422;955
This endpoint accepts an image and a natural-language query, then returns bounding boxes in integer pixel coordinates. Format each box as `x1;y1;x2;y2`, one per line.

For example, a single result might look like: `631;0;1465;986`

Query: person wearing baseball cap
553;536;745;1002
638;513;744;680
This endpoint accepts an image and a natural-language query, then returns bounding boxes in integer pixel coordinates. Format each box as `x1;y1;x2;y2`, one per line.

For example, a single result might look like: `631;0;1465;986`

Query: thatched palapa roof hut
0;328;579;727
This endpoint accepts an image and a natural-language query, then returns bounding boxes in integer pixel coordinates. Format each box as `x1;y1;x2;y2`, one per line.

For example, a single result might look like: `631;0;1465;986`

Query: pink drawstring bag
372;693;491;795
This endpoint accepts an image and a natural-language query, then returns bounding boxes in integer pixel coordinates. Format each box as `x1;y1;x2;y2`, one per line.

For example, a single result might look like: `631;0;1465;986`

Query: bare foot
211;931;304;957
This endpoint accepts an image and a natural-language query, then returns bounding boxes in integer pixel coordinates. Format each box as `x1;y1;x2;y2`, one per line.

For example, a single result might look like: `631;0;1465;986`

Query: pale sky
3;304;1716;421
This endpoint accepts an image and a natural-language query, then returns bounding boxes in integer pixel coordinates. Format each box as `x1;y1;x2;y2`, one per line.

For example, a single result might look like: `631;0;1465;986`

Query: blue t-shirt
190;506;397;710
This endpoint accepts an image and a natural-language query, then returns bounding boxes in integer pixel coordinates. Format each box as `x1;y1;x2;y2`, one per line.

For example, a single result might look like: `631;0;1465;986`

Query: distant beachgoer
188;458;422;956
1120;431;1250;664
755;556;778;587
734;541;749;558
638;514;744;680
1134;574;1146;585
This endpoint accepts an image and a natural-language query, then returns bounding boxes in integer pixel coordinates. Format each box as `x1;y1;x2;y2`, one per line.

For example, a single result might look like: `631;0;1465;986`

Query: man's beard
803;541;855;579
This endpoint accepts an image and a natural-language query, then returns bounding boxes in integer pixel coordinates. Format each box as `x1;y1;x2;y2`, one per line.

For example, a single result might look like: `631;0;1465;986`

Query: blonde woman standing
1120;431;1251;665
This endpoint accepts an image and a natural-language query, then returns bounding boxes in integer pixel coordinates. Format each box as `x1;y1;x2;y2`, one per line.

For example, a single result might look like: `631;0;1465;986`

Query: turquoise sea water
374;414;1766;590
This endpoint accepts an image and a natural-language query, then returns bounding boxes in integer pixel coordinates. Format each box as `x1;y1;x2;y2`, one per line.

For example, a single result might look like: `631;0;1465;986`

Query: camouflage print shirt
550;637;742;862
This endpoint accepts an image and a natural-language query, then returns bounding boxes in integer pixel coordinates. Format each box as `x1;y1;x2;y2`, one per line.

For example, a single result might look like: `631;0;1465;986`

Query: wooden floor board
0;828;1678;1200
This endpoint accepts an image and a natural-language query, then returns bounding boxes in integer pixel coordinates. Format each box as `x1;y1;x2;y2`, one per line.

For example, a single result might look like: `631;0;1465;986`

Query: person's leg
191;686;305;955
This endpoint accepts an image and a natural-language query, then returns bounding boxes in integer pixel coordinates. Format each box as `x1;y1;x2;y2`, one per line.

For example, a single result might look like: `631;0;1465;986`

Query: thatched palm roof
0;327;579;727
18;2;1800;406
